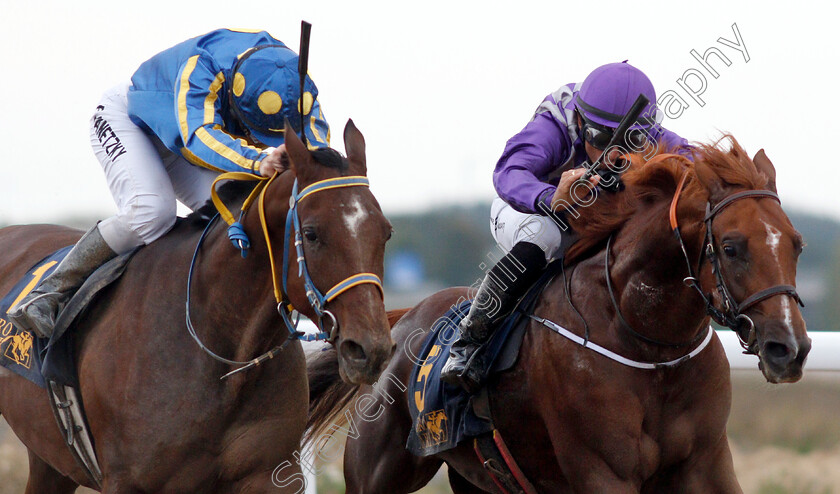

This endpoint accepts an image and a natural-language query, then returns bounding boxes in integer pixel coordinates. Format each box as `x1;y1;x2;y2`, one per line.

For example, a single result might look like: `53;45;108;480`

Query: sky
1;0;838;225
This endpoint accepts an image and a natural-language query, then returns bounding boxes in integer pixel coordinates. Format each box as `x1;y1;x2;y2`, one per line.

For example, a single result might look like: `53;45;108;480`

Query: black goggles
578;112;650;150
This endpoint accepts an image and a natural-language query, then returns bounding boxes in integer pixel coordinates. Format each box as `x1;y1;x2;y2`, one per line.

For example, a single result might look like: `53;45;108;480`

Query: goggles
578;111;650;150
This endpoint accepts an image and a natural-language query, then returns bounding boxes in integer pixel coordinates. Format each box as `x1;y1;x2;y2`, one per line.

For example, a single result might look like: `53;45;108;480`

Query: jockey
9;28;330;339
441;61;691;392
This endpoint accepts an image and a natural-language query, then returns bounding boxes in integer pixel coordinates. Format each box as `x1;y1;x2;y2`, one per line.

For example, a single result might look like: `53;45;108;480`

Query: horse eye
794;237;805;256
303;229;318;242
387;229;394;241
723;244;737;258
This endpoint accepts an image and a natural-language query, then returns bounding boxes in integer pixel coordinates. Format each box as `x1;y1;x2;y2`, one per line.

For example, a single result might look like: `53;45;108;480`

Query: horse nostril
764;341;791;362
796;337;812;365
340;339;368;364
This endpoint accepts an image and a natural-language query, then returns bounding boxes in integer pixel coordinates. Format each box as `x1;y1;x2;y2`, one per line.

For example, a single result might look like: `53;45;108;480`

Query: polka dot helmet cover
230;45;319;147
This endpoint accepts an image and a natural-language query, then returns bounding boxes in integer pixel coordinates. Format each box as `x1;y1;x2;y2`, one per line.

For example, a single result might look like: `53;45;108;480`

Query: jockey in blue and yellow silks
128;28;330;173
9;28;330;339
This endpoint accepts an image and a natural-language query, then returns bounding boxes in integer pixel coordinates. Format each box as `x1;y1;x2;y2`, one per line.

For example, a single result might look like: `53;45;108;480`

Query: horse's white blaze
762;220;782;264
781;296;795;335
762;220;795;335
342;196;368;239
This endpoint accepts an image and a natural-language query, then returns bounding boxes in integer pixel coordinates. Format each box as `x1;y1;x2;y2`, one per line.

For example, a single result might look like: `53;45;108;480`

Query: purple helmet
574;61;657;130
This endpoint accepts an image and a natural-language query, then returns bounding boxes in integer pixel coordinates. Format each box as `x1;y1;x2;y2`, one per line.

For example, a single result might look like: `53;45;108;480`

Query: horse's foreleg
448;467;492;494
25;449;80;494
647;436;743;494
223;466;308;494
342;393;443;494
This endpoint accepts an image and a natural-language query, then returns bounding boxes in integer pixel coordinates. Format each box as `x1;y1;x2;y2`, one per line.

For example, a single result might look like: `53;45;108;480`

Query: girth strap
474;430;537;494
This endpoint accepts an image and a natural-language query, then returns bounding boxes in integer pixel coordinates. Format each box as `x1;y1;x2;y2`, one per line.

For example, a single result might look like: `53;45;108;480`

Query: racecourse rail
298;326;840;494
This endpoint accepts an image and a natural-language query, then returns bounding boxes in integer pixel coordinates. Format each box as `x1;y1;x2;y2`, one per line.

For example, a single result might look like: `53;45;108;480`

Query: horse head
693;142;810;383
276;119;395;385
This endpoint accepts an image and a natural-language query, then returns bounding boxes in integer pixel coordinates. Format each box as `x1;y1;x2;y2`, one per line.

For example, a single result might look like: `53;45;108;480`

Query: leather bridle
668;164;804;354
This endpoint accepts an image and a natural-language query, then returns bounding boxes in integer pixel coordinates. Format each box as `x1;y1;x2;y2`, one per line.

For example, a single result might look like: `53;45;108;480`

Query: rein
185;171;384;379
668;164;804;353
604;235;709;348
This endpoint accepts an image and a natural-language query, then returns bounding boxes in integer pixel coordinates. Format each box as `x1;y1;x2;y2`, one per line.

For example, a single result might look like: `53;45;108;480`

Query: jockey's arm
493;113;573;215
174;55;273;175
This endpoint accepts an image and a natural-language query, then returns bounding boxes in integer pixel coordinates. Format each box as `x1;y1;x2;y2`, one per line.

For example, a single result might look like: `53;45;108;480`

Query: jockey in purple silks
441;61;693;393
9;29;330;339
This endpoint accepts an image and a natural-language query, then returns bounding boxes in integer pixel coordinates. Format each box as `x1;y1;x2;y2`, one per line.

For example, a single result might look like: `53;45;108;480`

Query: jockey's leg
8;225;117;338
441;198;571;392
9;83;178;338
440;240;545;392
441;198;564;393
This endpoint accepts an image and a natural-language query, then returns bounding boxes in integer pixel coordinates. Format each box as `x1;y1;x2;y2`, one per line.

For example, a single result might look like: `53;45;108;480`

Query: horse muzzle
756;320;811;383
337;334;396;385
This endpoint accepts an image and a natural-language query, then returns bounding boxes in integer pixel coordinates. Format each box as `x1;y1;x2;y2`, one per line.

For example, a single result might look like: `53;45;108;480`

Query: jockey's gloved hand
550;168;600;208
259;144;288;176
595;168;625;193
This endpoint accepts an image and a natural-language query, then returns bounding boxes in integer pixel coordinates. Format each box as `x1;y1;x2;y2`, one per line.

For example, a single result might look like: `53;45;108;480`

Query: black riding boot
441;241;546;393
8;225;117;339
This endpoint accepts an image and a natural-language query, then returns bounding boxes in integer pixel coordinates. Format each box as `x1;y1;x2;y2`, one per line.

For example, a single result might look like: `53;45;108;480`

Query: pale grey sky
2;0;838;224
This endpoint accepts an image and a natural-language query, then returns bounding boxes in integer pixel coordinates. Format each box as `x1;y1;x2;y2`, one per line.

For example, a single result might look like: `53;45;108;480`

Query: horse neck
190;189;295;364
599;199;710;356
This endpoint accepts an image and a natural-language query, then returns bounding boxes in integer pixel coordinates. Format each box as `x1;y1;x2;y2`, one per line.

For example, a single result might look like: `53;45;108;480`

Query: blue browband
280;176;384;342
188;172;383;379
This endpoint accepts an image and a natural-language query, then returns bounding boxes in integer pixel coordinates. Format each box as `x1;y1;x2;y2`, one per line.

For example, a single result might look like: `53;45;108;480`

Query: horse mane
186;147;351;225
564;135;769;262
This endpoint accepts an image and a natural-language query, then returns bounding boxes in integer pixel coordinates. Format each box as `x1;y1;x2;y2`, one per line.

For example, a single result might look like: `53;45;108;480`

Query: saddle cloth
0;247;136;388
406;298;530;456
405;261;564;457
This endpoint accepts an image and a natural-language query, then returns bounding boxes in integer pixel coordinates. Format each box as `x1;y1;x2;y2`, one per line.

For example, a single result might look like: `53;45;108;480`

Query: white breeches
490;197;566;262
90;83;219;254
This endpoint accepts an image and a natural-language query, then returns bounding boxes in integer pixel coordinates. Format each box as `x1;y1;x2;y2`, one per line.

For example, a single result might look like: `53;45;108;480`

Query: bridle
186;170;384;378
604;156;804;354
668;160;804;354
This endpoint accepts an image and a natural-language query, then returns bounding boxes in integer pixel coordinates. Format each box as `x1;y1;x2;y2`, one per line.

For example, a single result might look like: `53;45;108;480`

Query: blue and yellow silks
127;28;330;174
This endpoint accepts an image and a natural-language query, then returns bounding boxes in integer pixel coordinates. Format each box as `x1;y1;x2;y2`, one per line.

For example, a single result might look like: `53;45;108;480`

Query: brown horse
0;120;395;492
307;138;810;493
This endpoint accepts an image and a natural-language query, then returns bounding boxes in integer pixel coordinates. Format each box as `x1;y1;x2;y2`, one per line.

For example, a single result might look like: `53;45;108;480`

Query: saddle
406;261;564;456
405;263;563;494
0;246;139;488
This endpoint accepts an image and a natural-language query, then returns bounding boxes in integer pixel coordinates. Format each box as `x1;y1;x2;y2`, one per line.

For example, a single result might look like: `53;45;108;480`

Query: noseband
669;167;804;353
187;171;384;378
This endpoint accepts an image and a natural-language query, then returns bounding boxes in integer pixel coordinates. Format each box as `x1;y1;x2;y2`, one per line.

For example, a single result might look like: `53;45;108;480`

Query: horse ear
752;148;777;193
284;118;311;177
694;160;726;202
344;119;367;174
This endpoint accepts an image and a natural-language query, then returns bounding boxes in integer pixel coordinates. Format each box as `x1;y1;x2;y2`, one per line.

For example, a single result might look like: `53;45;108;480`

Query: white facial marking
762;220;796;335
763;220;782;264
343;196;368;238
781;296;794;335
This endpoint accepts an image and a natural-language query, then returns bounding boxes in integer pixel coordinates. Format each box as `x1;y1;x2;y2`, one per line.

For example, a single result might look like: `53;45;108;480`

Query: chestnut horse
307;138;809;493
0;120;395;492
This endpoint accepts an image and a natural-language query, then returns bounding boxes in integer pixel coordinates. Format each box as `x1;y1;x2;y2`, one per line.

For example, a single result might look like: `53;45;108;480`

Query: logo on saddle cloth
0;323;34;368
0;250;73;387
417;409;449;448
0;260;59;369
